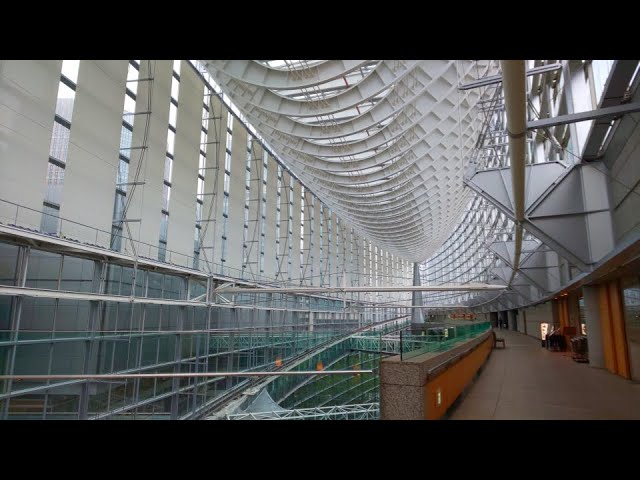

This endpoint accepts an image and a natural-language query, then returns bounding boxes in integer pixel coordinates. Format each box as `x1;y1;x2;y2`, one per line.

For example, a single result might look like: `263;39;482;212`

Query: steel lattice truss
419;194;513;309
221;402;379;420
418;72;580;313
418;82;515;310
203;60;498;262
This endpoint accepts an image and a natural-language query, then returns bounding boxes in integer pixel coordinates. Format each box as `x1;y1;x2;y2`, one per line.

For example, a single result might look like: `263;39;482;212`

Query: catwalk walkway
449;328;640;419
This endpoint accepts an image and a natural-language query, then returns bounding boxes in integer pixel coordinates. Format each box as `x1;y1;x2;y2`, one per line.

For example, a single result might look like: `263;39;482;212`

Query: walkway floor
449;329;640;419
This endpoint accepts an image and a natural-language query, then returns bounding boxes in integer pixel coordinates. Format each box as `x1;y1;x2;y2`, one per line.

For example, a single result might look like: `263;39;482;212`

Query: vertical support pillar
308;311;314;332
1;245;29;419
598;281;630;378
583;285;605;368
79;259;105;419
411;263;424;324
568;292;582;328
264;293;272;332
224;309;236;391
170;305;185;419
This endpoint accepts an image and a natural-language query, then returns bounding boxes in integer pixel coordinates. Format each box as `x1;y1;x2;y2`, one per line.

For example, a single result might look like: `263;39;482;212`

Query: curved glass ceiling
203;60;496;262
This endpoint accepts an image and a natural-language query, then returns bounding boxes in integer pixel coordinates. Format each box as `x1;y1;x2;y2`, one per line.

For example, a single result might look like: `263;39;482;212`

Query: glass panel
159;213;169;242
120;267;134;296
222;195;229;215
110;226;123;252
223;173;230;193
119;125;133;157
12;344;51;393
197;177;204;200
123;94;136;121
171;77;180;101
195;202;202;224
61;60;80;84
17;296;55;332
117;160;129;190
55;87;75;122
44;163;65;205
163;274;182;300
622;278;640;377
0;296;12;342
127;63;139;95
40;205;60;235
105;264;122;295
0;242;19;286
55;299;90;332
25;249;61;290
60;255;94;292
135;269;145;297
164;156;172;182
49;121;71;163
167;130;175;155
162;184;171;211
46;388;80;419
169;103;177;127
591;59;615;106
158;242;166;262
194;226;201;251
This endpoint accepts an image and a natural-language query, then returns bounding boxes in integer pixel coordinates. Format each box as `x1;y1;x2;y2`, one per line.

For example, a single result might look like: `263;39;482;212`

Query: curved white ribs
204;60;495;262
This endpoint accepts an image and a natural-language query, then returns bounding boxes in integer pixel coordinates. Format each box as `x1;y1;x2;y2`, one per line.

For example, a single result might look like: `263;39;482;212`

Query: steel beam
0;371;373;381
582;60;639;159
458;63;562;91
215;284;506;294
527;102;640;130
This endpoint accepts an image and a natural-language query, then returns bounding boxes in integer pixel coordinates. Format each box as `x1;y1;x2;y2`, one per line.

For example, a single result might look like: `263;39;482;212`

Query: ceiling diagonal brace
466;163;598;272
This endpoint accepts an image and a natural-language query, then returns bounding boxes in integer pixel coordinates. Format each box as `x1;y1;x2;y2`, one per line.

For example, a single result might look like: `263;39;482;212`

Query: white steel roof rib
203;60;495;262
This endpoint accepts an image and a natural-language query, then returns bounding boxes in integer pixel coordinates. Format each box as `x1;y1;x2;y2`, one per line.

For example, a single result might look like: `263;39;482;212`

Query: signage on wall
540;323;549;339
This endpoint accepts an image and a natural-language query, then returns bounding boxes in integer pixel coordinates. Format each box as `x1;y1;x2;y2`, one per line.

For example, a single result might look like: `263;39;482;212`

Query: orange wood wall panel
599;284;617;373
424;336;493;420
608;281;630;378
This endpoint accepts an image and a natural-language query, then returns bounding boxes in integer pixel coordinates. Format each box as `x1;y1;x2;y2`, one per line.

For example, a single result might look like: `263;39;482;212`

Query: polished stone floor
449;328;640;419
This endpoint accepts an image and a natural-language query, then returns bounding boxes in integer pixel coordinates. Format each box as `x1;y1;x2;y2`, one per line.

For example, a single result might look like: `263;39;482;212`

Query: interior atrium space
1;59;640;420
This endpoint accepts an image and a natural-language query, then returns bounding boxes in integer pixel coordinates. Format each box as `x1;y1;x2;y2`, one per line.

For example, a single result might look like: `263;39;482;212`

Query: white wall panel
522;302;554;339
225;124;248;274
610;119;640;245
290;181;301;281
124;60;172;257
243;140;261;278
166;62;200;266
263;154;278;278
356;233;365;287
0;60;61;227
300;189;311;284
201;96;227;272
1;60;414;290
61;60;128;247
278;170;292;282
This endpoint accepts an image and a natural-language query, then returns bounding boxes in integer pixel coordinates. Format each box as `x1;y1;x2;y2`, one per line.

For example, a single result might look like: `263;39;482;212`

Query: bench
494;337;505;348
